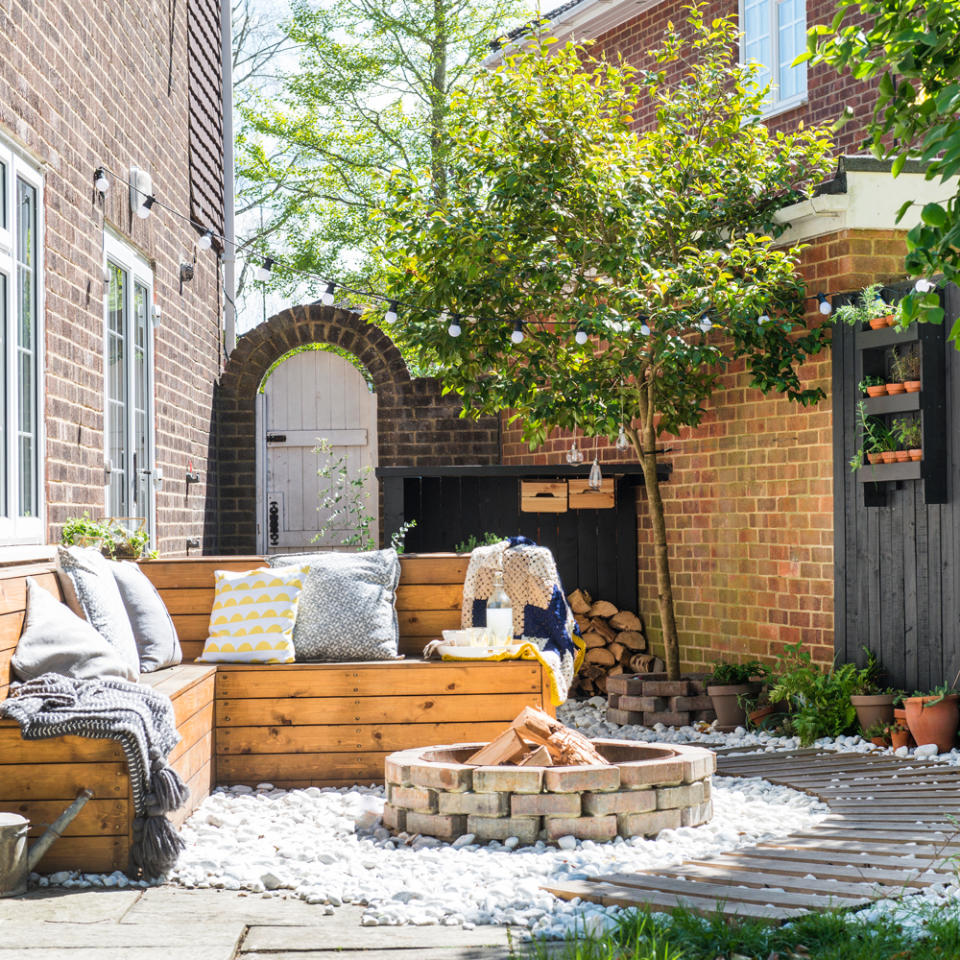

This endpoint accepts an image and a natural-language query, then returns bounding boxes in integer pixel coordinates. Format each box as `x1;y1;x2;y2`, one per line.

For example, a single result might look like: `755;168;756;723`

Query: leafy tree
237;0;529;324
379;9;834;678
805;0;960;341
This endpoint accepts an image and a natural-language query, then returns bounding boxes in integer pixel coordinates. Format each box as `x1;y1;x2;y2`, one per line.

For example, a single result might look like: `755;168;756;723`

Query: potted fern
706;660;766;732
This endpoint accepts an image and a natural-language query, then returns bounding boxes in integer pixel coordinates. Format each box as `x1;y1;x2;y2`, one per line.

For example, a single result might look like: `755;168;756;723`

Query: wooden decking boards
542;748;960;920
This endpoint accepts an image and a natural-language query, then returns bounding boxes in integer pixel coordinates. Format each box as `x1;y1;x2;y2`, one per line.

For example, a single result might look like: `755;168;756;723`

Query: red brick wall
501;229;909;672
0;0;223;554
588;0;875;155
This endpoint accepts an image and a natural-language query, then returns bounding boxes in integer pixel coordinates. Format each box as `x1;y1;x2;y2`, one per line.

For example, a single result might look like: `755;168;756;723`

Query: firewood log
467;727;527;765
574;614;591;633
585;647;616;666
510;706;610;765
517;745;553;766
582;630;608;649
588;618;617;643
567;589;592;614
608;664;624;677
608;641;625;662
616;630;646;651
609;609;643;632
587;600;618;619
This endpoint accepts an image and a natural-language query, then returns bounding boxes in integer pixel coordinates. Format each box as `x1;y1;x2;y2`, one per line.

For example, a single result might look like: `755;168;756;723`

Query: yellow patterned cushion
197;564;308;664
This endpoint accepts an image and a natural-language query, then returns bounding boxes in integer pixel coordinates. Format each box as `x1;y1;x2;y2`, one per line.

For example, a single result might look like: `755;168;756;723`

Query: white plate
436;643;526;658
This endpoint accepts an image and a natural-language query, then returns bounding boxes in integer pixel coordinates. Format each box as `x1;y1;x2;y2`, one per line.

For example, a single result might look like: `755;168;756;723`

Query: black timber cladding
832;284;960;690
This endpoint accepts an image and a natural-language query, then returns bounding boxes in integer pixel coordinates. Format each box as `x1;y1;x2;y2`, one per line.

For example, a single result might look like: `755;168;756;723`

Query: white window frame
739;0;808;119
102;229;157;546
0;137;44;546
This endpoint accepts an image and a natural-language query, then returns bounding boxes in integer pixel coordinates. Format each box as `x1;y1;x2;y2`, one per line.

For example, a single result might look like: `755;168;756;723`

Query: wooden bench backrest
0;561;62;702
143;554;469;660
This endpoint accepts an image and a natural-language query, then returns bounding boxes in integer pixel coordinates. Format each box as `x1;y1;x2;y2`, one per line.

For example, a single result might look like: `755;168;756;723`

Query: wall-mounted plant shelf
854;312;946;506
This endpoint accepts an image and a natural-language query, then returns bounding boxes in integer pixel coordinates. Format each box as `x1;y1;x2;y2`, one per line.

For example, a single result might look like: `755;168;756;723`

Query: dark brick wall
590;0;875;154
214;304;501;554
0;0;224;554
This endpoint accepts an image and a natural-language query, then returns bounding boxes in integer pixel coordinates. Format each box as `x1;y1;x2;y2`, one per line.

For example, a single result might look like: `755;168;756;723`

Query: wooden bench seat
0;552;554;873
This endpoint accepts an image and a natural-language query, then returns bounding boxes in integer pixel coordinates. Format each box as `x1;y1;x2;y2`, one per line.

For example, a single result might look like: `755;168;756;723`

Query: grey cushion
12;578;138;682
267;549;400;661
57;546;140;678
112;561;182;673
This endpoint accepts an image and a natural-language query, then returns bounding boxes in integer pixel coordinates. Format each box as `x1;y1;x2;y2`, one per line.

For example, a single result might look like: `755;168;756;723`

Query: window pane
778;0;807;100
133;282;149;524
106;261;128;517
0;159;6;229
15;179;36;518
743;0;773;97
0;272;6;515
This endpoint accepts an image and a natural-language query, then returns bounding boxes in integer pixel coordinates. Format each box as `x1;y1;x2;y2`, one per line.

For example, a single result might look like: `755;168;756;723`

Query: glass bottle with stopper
486;565;514;648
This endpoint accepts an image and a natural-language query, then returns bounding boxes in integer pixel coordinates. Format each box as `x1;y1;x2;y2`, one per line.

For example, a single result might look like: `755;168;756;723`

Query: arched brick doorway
212;303;500;553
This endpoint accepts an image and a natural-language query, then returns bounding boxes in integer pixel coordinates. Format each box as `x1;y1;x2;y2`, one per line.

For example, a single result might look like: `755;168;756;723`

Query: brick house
483;0;960;688
0;0;229;556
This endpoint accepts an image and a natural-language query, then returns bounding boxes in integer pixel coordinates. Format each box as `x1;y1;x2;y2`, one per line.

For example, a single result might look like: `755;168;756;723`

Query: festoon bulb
588;458;602;491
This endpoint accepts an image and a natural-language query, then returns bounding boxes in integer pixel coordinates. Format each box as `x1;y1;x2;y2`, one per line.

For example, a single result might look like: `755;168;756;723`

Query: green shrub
708;659;766;685
454;532;505;554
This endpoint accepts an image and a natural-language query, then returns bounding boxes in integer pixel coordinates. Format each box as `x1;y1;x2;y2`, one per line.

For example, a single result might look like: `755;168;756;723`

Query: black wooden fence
378;465;665;613
833;284;960;690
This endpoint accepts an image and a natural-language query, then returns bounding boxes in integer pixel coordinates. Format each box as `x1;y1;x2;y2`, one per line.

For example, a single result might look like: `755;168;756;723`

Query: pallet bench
0;553;553;872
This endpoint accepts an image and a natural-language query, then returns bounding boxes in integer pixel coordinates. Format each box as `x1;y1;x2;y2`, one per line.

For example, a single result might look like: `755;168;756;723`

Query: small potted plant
848;651;898;730
891;348;922;393
833;283;896;330
707;660;766;732
859;376;887;398
886;720;910;750
861;720;890;748
903;684;959;753
893;416;923;462
850;402;894;472
61;514;153;560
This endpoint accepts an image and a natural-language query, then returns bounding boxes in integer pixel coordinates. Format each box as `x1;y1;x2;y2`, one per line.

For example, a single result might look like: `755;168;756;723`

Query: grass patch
518;899;960;960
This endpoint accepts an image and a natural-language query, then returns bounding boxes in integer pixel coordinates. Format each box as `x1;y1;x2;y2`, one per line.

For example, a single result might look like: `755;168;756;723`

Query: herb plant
833;283;894;326
890;347;921;382
857;376;885;392
709;660;766;685
454;532;505;554
893;416;922;449
61;514;153;559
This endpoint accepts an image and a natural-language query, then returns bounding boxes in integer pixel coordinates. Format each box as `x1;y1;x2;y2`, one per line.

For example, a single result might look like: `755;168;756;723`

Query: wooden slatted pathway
543;748;960;920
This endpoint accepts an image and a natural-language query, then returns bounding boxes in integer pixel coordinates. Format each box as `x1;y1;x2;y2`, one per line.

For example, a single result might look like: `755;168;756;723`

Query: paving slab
0;949;236;960
122;886;327;925
245;950;565;959
0;922;244;952
0;887;142;924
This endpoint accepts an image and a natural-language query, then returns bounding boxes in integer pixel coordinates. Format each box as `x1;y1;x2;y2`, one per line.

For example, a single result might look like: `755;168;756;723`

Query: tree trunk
630;384;681;680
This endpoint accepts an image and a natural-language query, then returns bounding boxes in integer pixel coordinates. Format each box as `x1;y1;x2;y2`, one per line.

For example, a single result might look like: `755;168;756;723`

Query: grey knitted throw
0;673;189;878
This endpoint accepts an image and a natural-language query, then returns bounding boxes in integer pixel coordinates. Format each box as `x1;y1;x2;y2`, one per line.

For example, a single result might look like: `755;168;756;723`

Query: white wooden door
258;349;378;554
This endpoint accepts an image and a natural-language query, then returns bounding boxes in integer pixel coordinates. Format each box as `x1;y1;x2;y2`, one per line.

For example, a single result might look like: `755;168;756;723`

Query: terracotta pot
880;451;896;463
870;736;889;748
886;382;906;395
904;380;921;393
909;449;923;462
904;694;959;753
707;682;763;732
851;693;896;732
866;452;882;464
885;315;898;327
894;449;910;462
894;707;907;723
866;385;888;397
890;729;910;750
869;317;888;330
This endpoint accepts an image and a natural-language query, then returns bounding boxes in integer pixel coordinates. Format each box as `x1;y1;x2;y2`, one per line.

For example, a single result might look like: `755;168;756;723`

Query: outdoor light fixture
699;315;712;333
94;167;110;193
197;229;214;251
255;257;274;282
447;314;462;338
321;282;336;305
136;195;156;219
510;320;524;344
817;292;832;315
384;300;399;323
915;278;936;294
574;326;588;345
638;315;651;337
616;426;630;451
758;314;770;325
179;260;195;294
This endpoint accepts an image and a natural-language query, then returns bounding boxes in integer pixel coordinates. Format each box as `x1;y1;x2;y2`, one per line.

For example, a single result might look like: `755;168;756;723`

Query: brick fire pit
383;739;715;845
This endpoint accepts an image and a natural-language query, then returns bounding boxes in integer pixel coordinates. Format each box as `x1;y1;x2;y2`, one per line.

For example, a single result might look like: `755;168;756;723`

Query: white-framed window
103;230;156;546
740;0;808;116
0;137;44;545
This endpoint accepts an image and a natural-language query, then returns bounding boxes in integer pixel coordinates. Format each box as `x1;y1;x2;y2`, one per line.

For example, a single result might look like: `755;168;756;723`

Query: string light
758;313;770;325
447;314;462;338
510;320;525;344
136;195;156;219
575;325;588;345
197;229;215;251
639;315;651;337
616;425;630;451
699;315;712;333
384;300;399;324
93;167;110;193
817;293;832;315
255;257;274;282
914;278;936;294
321;282;336;306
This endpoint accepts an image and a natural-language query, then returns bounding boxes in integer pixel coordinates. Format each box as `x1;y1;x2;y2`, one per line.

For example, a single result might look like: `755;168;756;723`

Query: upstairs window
741;0;808;114
0;138;43;544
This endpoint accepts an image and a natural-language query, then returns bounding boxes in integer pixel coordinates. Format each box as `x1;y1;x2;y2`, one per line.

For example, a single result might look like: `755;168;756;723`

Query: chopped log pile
567;588;664;697
606;673;716;728
466;706;610;767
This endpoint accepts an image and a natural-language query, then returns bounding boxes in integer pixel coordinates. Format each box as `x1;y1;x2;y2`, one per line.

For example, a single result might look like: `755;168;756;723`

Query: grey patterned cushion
266;549;400;661
57;546;140;678
112;561;182;673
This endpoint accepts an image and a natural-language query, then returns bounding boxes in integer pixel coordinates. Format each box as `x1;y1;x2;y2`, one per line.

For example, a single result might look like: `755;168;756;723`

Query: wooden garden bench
0;553;553;873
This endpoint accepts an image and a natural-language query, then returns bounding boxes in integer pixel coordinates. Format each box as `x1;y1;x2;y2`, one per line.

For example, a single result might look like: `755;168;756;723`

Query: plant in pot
850;402;894;471
767;643;860;746
707;660;766;732
858;376;887;398
893;416;923;462
861;720;890;748
891;347;922;393
833;283;896;330
903;684;959;754
848;650;899;730
885;720;910;750
61;514;154;560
